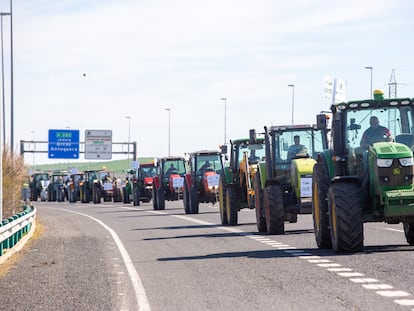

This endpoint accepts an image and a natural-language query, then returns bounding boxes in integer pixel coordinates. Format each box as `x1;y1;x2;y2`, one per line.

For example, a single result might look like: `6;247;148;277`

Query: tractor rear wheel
264;184;284;234
152;188;158;210
254;174;266;232
312;162;332;249
189;187;199;214
328;182;363;253
133;186;140;206
226;186;238;226
219;178;228;224
403;222;414;245
157;189;165;210
183;180;191;214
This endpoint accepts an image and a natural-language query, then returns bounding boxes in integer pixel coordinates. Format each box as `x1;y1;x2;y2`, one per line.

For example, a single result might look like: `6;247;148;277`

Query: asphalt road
1;199;413;311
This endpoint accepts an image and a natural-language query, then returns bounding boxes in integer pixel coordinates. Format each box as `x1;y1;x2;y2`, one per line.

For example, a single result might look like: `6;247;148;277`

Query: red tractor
152;156;187;210
183;150;225;214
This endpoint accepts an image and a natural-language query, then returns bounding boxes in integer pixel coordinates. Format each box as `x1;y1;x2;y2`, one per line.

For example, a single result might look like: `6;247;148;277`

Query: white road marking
50;208;150;311
118;205;413;310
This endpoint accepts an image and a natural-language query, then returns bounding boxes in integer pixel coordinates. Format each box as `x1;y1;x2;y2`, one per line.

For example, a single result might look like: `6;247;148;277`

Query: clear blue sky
1;0;413;164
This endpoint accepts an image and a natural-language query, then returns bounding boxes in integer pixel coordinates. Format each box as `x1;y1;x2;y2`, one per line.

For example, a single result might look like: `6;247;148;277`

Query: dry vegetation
2;146;27;219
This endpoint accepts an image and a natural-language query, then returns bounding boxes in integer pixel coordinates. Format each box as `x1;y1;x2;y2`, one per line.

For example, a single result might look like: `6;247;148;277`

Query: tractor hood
371;142;412;159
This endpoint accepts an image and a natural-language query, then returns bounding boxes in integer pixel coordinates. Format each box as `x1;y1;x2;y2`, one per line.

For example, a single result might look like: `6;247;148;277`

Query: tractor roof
332;97;413;112
231;137;265;145
268;124;315;132
160;156;185;161
189;150;221;156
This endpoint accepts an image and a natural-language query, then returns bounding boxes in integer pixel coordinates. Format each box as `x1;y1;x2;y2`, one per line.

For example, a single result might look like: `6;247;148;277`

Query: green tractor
250;124;328;234
219;138;266;226
313;92;414;252
183;150;225;214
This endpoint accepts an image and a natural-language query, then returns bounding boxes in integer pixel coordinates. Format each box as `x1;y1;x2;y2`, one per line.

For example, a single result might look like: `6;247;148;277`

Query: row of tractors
154;92;414;253
29;169;124;204
217;93;414;253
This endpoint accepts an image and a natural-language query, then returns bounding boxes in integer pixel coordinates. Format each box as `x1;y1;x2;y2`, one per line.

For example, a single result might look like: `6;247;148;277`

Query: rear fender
153;175;160;190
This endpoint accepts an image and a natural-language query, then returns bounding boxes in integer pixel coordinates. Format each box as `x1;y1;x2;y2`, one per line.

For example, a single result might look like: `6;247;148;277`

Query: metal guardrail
0;205;36;256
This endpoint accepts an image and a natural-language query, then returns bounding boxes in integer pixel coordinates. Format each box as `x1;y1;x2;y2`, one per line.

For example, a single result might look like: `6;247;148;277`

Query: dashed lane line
119;206;414;309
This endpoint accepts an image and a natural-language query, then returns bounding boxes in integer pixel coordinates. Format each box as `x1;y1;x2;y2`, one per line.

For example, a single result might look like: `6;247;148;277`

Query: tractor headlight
399;157;414;167
377;159;393;167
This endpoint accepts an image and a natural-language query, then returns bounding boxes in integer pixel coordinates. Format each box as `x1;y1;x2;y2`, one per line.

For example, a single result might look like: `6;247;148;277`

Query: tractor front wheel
328;182;363;253
226;186;238;226
254;174;266;232
312;163;332;249
403;222;414;245
264;184;284;234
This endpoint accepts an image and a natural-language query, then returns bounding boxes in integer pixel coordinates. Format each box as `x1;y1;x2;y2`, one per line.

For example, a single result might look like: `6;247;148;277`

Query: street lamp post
165;109;171;156
9;0;13;151
0;12;10;147
288;84;295;124
221;98;227;144
126;116;131;167
365;66;373;99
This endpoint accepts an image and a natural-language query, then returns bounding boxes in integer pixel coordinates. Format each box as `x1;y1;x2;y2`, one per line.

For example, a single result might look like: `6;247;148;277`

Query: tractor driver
287;135;306;161
166;163;178;176
360;116;392;149
200;160;212;171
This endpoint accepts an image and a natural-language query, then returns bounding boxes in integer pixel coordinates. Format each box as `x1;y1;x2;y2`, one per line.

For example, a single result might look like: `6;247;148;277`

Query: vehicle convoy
312;91;414;252
219;138;265;225
29;172;49;202
183;150;225;214
250;124;328;234
124;157;157;206
152;156;187;210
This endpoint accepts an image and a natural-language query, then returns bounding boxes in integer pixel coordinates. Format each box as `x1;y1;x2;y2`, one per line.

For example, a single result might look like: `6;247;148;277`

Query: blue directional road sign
48;129;80;159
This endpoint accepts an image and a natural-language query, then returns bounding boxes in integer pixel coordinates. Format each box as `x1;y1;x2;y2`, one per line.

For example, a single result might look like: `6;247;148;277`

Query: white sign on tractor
85;130;112;160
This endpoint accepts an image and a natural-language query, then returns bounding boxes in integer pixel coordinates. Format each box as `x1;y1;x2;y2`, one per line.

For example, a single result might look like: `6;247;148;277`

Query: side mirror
220;144;228;154
316;114;327;129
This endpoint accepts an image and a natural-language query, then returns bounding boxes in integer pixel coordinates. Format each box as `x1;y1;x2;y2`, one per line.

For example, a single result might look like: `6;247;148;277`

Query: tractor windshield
238;142;265;164
345;106;413;150
274;129;326;162
163;159;186;176
196;154;223;173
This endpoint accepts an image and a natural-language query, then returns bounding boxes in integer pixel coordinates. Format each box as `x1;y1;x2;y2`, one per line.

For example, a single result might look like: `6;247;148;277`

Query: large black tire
183;180;191;214
219;178;228;224
152;187;158;210
328;183;363;253
312;162;332;248
157;189;165;210
226;186;238;226
189;187;199;214
254;174;266;233
403;222;414;245
133;186;140;206
264;184;284;234
123;186;130;204
93;184;101;204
